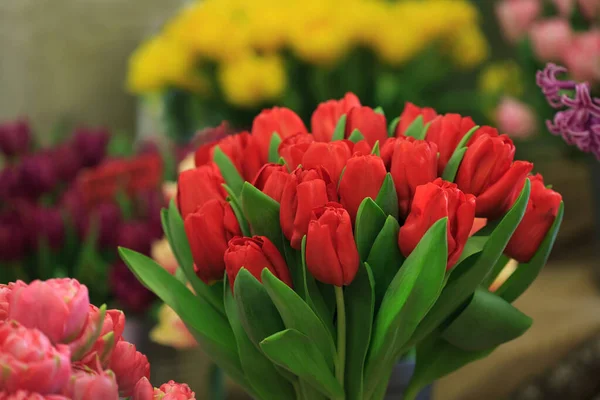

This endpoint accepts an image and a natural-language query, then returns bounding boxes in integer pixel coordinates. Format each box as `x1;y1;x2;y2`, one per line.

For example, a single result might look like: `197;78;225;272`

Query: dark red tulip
398;178;476;269
110;260;155;313
185;199;242;284
26;206;66;251
224;236;292;290
338;154;387;221
345;107;388;146
395;102;438;137
0;120;31;157
278;133;315;170
72;128;110;168
17;153;58;199
50;144;83;182
116;221;154;255
305;203;359;286
302;141;352;184
455;134;533;218
252;107;308;162
0;213;27;262
176;162;226;219
311;92;361;142
426;114;476;175
389;137;439;218
505;174;562;262
280;167;338;249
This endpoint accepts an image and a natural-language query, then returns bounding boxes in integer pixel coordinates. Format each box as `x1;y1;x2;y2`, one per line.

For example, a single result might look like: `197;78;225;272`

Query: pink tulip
496;97;538;139
0;321;71;394
0;391;69;400
578;0;598;20
552;0;574;16
0;281;27;322
562;30;600;82
9;279;89;344
77;306;125;366
530;18;572;61
496;0;541;43
132;377;154;400
155;380;196;400
63;365;119;400
108;340;151;397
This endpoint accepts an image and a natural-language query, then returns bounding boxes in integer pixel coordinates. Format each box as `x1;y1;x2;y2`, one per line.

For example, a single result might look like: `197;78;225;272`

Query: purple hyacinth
537;63;600;159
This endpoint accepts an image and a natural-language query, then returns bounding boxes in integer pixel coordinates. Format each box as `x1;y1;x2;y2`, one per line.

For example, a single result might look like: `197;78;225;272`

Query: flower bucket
385;361;433;400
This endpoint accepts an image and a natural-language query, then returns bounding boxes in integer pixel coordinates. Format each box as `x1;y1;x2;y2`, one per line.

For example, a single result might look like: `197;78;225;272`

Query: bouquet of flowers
0;277;194;399
127;0;488;142
120;95;564;399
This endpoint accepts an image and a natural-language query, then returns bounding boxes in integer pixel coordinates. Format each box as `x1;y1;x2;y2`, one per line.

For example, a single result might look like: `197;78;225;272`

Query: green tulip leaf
348;129;365;144
164;200;224;314
269;132;283;163
407;179;531;347
481;255;511;288
441;288;532;351
345;262;375;400
496;201;564;303
223;184;251;237
241;182;284;253
371;141;381;156
366;216;404;311
457;235;488;265
375;173;399;220
441;125;479;182
260;329;344;400
403;115;425;140
214;146;244;197
261;269;337;370
224;277;296;399
374;106;385;115
388;117;400;137
355;198;387;261
332;114;347;141
364;218;447;397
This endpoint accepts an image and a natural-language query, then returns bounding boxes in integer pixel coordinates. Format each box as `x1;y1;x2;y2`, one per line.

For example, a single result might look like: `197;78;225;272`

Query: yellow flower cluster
478;61;523;97
128;0;488;107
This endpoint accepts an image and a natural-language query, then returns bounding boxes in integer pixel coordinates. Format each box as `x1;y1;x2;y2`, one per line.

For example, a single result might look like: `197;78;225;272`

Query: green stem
334;286;346;391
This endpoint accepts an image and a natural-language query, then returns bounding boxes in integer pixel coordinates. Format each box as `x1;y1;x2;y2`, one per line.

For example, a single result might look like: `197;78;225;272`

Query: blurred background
0;0;599;399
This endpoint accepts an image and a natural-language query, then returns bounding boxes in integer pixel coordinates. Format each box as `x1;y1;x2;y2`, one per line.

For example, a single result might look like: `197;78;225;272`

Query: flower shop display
0;277;195;399
119;95;564;399
127;0;489;143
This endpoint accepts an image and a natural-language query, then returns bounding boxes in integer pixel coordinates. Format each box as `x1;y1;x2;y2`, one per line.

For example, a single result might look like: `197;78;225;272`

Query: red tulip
389;137;439;218
193;123;233;167
0;321;72;394
280;167;338;249
398;179;476;269
210;132;264;181
252;107;308;162
224;236;292;289
338;154;387;221
395;102;438;137
425;114;476;175
302;141;353;184
345;107;388;146
108;340;150;397
380;137;397;169
176;163;226;219
455;134;533;218
311;92;361;142
278;133;315;170
351;140;372;155
252;164;293;203
252;163;289;191
505;174;562;262
305;203;359;286
184;199;242;284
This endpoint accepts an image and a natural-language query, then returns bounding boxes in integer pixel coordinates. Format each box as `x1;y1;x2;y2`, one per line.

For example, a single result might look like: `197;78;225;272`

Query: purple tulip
72;128;110;168
25;206;66;250
0;120;31;157
92;202;123;250
49;144;83;182
116;220;153;254
17;153;58;199
0;167;19;200
109;260;155;313
0;214;27;262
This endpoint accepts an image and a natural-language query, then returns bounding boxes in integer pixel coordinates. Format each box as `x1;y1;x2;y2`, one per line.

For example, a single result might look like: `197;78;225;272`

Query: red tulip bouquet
119;96;564;400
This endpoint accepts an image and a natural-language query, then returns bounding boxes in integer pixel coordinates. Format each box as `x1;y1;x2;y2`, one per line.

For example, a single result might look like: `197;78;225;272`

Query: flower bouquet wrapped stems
120;95;564;400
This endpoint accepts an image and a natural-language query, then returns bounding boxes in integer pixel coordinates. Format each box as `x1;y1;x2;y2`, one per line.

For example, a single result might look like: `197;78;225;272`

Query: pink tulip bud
496;97;538;139
155;380;196;399
552;0;574;16
132;377;154;400
0;281;27;322
530;18;572;61
496;0;541;43
9;279;89;344
0;321;72;394
562;30;600;82
63;365;119;400
78;307;125;367
69;305;108;362
0;391;69;399
108;340;150;397
578;0;598;20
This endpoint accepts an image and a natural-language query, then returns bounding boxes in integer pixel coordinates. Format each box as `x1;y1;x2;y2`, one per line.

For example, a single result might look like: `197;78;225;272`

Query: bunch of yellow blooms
128;0;488;109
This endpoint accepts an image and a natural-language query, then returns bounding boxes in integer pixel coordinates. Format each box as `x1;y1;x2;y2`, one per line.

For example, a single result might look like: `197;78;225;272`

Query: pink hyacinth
9;279;89;344
0;321;72;394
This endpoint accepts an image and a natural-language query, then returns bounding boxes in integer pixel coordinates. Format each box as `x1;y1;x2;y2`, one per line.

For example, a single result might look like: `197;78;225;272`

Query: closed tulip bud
224;236;292;290
193;123;233;167
252;163;288;192
280;167;338;249
176;163;226;219
212;132;264;181
0;321;72;394
9;278;89;344
389;137;438;218
305;203;359;286
253;164;292;203
132;377;154;400
425;114;476;175
346;107;388;146
399;179;476;269
530;19;572;62
252;107;308;162
0;120;31;157
72;128;110;168
278;133;315;170
351;140;372;155
495;0;541;43
395;103;438;137
456;134;533;218
311;92;361;142
505;174;562;262
184;199;242;284
108;340;150;397
302;141;353;184
339;154;387;221
63;366;119;400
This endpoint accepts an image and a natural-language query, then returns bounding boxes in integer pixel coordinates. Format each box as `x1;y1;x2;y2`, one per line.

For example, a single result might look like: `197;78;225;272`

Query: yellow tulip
448;25;489;69
150;304;197;349
478;61;523;97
